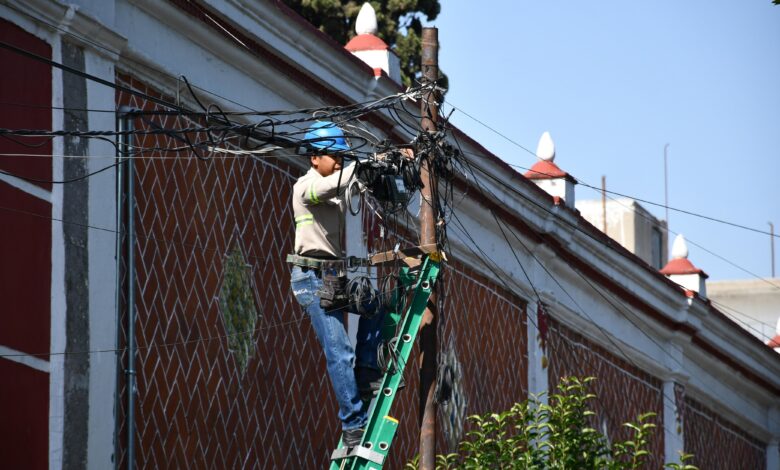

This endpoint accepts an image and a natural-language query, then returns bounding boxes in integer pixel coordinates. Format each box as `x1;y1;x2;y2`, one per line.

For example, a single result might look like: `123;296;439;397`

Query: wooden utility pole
418;26;439;470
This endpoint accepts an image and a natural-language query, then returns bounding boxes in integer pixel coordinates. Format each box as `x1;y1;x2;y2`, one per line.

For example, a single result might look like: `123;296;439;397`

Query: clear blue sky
430;0;780;282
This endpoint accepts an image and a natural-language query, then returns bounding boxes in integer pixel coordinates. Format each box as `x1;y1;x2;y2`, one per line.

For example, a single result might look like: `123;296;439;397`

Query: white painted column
662;379;685;466
662;335;688;467
526;300;548;403
49;30;66;470
84;49;119;470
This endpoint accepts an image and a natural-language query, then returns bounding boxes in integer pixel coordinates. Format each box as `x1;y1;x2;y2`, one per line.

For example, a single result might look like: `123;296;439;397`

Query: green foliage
664;453;698;470
406;377;698;470
282;0;442;88
218;246;259;374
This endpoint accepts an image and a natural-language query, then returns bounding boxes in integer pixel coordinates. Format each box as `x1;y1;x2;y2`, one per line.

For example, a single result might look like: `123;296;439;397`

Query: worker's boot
342;427;364;447
356;366;405;401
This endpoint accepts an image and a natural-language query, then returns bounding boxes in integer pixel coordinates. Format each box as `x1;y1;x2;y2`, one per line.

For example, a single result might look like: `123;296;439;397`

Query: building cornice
3;0;126;60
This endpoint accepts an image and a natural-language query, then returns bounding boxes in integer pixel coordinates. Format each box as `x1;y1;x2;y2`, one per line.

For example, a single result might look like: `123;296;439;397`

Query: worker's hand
375;148;414;161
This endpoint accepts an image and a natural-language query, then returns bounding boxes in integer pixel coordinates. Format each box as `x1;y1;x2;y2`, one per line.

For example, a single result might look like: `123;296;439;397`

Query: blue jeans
290;266;385;431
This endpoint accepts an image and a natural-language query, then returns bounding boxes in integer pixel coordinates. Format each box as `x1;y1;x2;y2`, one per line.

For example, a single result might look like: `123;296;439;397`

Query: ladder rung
330;445;385;465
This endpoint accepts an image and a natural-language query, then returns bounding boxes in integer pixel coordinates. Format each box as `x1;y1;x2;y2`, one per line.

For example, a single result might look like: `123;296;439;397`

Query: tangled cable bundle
346;275;378;318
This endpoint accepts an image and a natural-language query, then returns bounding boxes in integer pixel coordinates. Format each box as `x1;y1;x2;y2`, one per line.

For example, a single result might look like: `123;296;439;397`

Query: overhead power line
2;2;261;113
446;138;780;431
447;103;779;240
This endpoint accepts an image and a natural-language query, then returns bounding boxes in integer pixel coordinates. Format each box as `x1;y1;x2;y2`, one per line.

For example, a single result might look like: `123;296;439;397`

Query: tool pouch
318;263;349;311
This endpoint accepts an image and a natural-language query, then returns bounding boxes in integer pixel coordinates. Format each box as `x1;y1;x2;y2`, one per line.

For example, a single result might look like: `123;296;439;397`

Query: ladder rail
330;255;440;470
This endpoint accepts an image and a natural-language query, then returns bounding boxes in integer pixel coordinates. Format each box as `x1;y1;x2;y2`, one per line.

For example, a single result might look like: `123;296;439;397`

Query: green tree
282;0;442;88
406;377;698;469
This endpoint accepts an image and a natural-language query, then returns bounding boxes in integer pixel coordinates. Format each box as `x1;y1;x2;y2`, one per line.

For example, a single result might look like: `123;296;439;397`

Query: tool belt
287;254;367;311
318;262;349;311
286;254;368;270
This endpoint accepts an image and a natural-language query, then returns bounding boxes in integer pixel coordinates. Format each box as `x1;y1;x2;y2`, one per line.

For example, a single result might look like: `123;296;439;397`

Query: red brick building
1;1;778;469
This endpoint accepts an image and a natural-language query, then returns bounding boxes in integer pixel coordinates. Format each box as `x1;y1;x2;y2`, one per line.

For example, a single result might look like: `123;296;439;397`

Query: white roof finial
671;234;689;259
536;131;555;162
355;3;378;35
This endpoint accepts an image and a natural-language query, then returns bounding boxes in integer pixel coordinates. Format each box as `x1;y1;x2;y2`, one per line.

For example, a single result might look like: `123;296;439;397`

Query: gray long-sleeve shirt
292;163;357;258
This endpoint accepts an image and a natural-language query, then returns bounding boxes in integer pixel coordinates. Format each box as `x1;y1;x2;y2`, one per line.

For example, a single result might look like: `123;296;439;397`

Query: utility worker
287;121;384;448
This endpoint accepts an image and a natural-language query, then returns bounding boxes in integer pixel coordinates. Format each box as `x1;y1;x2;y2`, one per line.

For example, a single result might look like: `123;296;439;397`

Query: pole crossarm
368;244;445;267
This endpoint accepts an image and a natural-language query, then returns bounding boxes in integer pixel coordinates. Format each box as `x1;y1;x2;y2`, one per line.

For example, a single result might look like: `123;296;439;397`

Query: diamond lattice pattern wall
116;76;528;469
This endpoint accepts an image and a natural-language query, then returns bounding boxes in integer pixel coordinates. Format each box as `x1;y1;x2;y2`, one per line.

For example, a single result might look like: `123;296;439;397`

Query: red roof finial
524;132;570;180
660;234;707;277
345;3;389;52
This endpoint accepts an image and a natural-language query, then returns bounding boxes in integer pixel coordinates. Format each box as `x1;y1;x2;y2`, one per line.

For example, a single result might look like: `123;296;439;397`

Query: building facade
1;1;779;469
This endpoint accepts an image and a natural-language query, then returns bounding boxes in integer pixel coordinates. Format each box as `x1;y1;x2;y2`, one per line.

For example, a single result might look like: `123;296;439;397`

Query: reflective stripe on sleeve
308;183;320;204
295;214;314;228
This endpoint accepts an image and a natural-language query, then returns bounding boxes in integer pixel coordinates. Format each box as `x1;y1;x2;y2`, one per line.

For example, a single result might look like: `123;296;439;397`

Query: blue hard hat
303;121;350;152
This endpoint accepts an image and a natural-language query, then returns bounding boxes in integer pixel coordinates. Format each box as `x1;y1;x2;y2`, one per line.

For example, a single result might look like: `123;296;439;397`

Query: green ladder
329;254;441;470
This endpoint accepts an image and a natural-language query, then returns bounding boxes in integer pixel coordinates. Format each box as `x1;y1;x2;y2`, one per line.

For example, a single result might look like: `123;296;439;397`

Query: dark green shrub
406;377;697;469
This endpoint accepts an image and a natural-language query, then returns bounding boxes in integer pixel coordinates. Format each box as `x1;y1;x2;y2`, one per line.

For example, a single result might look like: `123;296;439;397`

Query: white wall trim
0;173;52;202
0;345;50;373
48;27;66;470
84;47;119;470
3;0;126;61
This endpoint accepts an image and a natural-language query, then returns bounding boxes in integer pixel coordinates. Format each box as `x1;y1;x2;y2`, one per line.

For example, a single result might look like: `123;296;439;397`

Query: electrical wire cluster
0;77;438;184
3;26;776;439
0;11;775;464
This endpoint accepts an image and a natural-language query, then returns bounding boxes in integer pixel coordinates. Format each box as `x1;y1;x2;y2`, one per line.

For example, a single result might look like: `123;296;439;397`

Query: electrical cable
0;280;412;360
447;198;779;437
12;4;768;436
448;144;780;431
0;158;125;184
0;35;431;163
0;40;181;111
346;179;362;216
446;103;779;240
458;150;780;292
572;182;780;291
709;298;778;331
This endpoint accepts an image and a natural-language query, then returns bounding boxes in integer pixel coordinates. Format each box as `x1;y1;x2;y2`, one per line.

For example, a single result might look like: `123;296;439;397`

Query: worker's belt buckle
286;254;325;269
287;254;368;270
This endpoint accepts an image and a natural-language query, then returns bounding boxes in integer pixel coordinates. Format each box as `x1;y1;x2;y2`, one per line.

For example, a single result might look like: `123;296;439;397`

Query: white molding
526;300;549;401
0;174;52;202
0;345;50;373
662;380;684;466
48;27;65;470
124;0;338;111
3;0;127;60
213;0;381;99
84;47;119;470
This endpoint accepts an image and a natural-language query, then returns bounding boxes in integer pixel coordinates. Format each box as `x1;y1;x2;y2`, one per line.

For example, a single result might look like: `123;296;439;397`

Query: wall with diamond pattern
547;317;666;469
115;75;528;469
684;396;766;470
